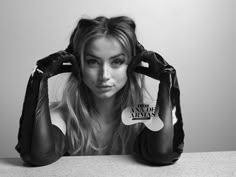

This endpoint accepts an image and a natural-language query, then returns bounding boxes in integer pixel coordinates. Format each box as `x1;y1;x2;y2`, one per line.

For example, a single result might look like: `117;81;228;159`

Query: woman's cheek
83;68;98;84
115;66;128;84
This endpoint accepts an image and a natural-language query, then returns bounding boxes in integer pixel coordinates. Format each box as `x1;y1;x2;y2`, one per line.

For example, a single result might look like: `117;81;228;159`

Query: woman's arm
15;51;77;166
133;49;184;165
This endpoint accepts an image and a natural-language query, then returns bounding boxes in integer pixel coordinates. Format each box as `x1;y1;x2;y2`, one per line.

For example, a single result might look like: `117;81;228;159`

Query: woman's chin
94;92;116;100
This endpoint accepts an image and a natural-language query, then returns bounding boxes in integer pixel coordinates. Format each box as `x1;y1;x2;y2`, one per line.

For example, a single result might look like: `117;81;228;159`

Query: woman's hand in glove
133;51;171;81
36;50;79;79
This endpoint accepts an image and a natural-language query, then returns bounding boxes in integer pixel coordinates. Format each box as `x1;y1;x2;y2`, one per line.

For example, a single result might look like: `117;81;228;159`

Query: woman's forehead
85;36;127;58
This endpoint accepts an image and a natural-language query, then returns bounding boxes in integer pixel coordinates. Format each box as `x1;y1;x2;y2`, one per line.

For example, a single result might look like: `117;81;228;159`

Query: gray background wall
0;0;235;158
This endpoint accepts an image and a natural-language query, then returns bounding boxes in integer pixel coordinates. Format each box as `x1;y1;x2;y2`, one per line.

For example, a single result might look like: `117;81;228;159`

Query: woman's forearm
148;80;174;155
133;73;184;165
30;78;66;165
16;71;66;166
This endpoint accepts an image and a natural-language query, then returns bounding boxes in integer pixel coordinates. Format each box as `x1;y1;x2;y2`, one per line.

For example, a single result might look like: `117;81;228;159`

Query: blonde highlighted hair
51;16;145;155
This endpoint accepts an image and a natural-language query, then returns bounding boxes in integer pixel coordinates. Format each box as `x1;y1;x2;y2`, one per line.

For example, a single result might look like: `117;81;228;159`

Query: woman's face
82;36;129;100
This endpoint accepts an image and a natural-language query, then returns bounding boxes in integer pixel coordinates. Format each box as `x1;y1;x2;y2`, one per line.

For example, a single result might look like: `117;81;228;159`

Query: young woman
15;16;184;166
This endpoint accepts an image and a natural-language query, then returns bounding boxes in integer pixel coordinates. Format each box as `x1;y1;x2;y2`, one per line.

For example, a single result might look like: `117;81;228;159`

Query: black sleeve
133;67;184;166
15;70;67;166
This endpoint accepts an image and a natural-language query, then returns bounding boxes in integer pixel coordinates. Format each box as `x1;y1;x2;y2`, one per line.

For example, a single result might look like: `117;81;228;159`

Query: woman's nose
99;64;111;81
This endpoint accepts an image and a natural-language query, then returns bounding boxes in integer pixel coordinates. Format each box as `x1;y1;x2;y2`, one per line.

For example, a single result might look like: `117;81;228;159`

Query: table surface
0;151;236;177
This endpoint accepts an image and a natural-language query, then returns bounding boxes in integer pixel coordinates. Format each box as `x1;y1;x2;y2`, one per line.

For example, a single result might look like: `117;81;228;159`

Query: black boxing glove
15;50;78;166
132;46;184;165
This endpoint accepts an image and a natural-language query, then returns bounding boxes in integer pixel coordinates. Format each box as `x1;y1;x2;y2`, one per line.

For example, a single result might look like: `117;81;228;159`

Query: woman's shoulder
50;108;67;135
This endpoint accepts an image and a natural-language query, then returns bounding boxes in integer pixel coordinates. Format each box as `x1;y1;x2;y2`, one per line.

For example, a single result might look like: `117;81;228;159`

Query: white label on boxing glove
121;101;164;131
31;65;44;77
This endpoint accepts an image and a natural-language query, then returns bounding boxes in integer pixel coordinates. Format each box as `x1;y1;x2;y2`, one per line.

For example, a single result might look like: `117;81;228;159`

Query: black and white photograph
0;0;235;176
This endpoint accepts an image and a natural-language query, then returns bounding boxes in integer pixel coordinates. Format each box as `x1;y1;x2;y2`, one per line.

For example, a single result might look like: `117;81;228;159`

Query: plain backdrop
0;0;235;158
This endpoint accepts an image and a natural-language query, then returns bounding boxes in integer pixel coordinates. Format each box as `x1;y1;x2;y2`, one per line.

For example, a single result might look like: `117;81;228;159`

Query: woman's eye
112;59;125;67
86;59;99;66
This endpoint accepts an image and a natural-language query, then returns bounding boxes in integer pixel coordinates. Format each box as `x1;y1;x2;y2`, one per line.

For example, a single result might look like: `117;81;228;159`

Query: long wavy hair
51;16;145;155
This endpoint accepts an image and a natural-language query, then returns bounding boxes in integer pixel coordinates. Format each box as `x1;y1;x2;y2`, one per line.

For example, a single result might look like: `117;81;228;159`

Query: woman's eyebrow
85;54;101;59
85;53;125;59
110;53;125;59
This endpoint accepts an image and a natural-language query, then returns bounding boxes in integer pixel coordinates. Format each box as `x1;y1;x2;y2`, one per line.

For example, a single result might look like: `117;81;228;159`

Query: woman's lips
96;85;113;91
